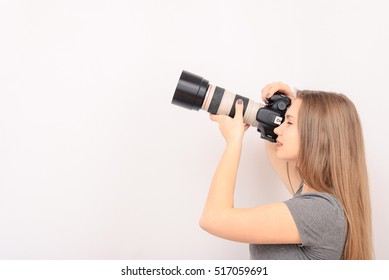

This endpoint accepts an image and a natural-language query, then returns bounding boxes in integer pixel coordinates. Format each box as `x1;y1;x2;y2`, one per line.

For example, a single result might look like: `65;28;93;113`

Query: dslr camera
171;70;291;142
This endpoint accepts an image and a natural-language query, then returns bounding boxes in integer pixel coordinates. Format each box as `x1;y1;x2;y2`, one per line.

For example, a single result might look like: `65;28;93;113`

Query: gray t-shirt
250;185;347;260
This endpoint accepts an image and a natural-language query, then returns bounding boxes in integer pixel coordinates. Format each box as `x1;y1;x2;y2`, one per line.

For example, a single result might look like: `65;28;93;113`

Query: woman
199;82;373;259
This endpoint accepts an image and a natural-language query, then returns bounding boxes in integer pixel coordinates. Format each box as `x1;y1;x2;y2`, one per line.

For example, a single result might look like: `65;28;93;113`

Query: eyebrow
286;114;295;119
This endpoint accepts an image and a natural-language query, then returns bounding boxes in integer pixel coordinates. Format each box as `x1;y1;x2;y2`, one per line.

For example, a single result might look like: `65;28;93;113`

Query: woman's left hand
210;99;250;145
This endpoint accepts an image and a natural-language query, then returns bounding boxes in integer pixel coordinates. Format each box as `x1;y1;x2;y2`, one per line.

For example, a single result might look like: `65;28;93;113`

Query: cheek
293;141;300;157
292;132;300;154
285;130;300;158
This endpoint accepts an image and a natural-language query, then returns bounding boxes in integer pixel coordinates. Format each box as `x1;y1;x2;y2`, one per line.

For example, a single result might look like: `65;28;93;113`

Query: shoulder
285;192;345;227
287;191;344;213
284;192;347;253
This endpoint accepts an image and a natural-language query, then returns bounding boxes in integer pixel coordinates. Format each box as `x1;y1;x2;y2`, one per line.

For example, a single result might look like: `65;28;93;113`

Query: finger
210;114;218;122
234;99;244;121
261;83;277;102
261;82;295;102
210;113;226;123
276;82;296;100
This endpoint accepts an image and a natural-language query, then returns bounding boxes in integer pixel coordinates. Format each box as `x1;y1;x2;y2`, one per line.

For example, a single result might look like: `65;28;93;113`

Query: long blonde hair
296;90;373;259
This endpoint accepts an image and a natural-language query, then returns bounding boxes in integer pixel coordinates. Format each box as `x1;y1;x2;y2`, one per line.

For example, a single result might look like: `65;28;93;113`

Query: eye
287;122;293;125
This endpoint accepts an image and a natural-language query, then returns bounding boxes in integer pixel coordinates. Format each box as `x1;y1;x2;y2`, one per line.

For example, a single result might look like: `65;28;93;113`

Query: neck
286;161;302;195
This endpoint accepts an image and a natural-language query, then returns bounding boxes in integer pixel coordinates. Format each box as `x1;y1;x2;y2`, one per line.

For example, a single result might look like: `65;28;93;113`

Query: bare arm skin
199;99;300;244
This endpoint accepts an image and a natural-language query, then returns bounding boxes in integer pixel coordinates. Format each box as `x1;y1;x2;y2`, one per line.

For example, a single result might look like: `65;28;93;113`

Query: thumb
234;99;244;120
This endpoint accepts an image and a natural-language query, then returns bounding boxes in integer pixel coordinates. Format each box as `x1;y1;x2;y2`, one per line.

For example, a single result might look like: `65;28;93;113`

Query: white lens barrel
202;84;260;127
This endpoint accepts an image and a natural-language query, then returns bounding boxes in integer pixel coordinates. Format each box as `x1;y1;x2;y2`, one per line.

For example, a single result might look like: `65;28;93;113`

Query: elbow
199;211;224;234
199;210;235;241
199;214;210;232
199;212;216;233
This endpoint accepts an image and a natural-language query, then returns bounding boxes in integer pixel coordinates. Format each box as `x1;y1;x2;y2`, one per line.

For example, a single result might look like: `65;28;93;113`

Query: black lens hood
171;70;209;111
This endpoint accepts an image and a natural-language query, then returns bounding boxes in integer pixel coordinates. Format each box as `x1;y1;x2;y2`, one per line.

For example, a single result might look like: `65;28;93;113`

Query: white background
0;0;388;259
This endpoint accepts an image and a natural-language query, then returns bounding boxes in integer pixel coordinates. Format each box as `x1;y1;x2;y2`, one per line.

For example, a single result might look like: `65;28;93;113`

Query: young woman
199;82;373;259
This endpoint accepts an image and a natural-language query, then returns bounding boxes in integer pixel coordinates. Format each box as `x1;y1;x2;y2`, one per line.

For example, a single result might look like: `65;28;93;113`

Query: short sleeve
284;192;347;259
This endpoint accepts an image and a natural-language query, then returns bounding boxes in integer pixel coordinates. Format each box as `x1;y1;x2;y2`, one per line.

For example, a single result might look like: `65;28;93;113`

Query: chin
276;151;298;162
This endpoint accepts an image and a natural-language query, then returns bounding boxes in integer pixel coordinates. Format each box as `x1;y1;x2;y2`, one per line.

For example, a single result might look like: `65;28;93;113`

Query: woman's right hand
261;82;296;103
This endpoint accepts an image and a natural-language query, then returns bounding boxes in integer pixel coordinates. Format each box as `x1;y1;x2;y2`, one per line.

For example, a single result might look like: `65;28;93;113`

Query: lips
276;139;283;148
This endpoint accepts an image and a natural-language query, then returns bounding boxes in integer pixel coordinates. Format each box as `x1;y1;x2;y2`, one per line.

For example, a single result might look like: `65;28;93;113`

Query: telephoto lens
171;70;291;142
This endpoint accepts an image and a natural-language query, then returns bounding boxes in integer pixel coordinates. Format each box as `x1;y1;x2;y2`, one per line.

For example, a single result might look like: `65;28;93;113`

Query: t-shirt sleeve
284;193;346;254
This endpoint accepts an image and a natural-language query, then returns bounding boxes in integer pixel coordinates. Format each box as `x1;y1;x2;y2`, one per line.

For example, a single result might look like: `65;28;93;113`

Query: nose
274;126;280;136
274;121;284;136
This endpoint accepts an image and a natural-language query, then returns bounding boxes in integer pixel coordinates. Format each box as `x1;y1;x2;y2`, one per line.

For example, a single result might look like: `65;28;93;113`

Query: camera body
256;94;291;142
171;70;291;142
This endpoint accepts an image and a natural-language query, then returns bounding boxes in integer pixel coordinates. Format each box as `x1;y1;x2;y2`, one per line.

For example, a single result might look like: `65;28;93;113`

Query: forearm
200;141;242;226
